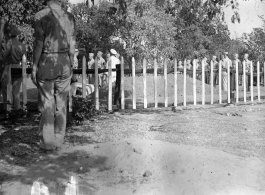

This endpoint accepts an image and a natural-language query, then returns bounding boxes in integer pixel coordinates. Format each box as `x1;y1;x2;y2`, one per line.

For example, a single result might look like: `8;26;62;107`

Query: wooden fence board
22;55;27;111
164;59;168;107
183;60;187;106
174;59;178;107
108;58;113;111
243;61;246;102
121;57;125;109
143;58;147;108
193;59;196;105
154;59;158;108
132;57;136;109
82;56;86;98
219;61;222;104
250;61;254;102
257;62;260;102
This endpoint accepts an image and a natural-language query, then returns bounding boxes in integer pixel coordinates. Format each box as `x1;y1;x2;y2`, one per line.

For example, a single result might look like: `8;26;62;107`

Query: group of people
70;48;121;96
177;52;263;95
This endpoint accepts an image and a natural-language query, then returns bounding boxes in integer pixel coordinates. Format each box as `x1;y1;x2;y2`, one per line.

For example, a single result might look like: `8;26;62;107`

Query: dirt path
0;103;265;195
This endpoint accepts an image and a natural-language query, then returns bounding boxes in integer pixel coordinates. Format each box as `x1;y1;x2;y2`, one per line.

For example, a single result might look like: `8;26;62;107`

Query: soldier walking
31;0;76;152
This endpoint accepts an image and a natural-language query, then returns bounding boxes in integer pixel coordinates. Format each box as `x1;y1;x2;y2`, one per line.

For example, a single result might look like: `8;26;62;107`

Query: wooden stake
174;58;178;106
219;61;222;104
95;58;99;110
108;58;113;111
193;59;196;105
121;57;125;109
257;61;260;102
243;61;246;102
82;56;86;98
143;58;147;108
202;60;205;105
22;55;27;111
154;58;158;108
164;59;168;107
183;59;187;106
132;57;136;109
250;61;253;102
210;60;213;104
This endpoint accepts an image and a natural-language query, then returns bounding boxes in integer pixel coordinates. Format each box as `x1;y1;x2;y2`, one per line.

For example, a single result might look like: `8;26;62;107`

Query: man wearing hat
31;0;76;152
0;24;26;112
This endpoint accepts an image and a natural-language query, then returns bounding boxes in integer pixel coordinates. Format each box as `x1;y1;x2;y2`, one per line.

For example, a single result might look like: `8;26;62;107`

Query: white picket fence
5;55;265;112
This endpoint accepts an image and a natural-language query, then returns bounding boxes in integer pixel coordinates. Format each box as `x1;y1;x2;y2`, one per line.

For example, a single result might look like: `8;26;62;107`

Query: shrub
67;96;102;126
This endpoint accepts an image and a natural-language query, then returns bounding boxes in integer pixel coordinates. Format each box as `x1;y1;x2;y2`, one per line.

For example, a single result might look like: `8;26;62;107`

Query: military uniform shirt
34;3;76;53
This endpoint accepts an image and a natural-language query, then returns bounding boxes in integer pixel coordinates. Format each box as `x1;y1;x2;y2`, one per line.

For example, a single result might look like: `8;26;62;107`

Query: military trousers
2;64;22;110
37;53;71;150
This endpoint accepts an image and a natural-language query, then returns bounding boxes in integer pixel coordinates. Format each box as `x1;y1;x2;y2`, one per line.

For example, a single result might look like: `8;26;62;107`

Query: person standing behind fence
222;52;232;92
243;53;251;91
96;51;105;88
70;48;79;96
232;53;242;87
87;53;95;84
31;0;76;152
203;56;210;84
109;49;119;83
0;25;26;112
210;55;218;87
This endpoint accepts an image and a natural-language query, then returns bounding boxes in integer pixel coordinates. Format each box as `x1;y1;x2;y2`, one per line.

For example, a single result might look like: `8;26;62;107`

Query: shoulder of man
35;6;50;19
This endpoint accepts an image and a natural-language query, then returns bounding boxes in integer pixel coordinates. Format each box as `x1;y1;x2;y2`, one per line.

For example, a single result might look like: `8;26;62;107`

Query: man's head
106;53;111;58
234;53;239;60
223;52;228;58
212;55;217;61
89;53;94;60
244;53;249;60
110;49;117;56
97;51;103;58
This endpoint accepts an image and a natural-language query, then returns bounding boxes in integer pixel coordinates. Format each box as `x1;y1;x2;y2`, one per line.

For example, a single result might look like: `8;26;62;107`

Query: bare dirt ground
0;102;265;195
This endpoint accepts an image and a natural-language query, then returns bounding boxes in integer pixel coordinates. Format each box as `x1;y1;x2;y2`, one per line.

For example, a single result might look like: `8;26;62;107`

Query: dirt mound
124;74;219;99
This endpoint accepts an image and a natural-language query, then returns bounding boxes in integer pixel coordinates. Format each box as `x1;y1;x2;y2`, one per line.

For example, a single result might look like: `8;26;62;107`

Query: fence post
108;58;113;111
121;57;125;109
250;61;253;102
243;61;246;102
22;55;27;111
227;61;230;104
219;61;222;104
132;57;136;109
202;60;205;105
6;65;12;112
82;56;87;98
174;58;178;107
154;58;158;108
236;60;239;103
143;58;147;108
210;60;213;104
183;59;187;106
164;59;168;107
257;61;260;102
114;64;121;108
193;59;196;105
94;58;99;110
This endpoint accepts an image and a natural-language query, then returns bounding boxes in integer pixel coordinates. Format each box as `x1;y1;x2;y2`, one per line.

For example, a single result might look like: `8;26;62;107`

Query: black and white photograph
0;0;265;194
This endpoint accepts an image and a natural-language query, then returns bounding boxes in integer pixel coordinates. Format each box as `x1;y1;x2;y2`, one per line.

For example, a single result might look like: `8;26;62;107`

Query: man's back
34;3;75;53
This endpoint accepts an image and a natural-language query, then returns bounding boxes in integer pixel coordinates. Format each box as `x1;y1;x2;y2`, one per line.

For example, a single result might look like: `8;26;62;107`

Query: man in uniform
96;51;105;87
243;53;251;91
210;55;218;87
0;25;26;112
87;53;95;84
31;0;76;152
